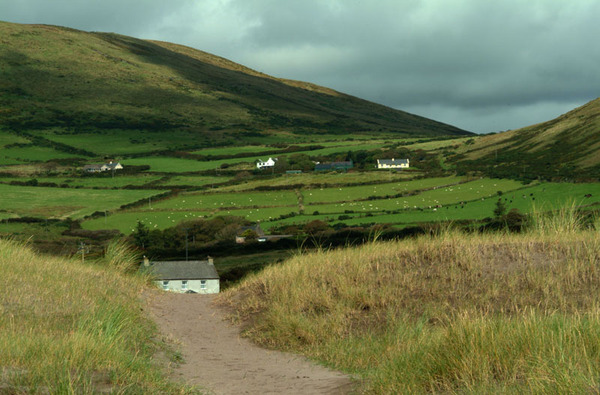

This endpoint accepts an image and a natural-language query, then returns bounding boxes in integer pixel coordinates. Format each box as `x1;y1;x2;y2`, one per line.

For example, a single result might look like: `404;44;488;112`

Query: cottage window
162;280;169;290
181;280;188;290
200;280;207;290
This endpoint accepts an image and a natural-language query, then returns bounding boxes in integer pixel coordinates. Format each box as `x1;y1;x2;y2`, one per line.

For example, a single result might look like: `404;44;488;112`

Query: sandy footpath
146;292;355;394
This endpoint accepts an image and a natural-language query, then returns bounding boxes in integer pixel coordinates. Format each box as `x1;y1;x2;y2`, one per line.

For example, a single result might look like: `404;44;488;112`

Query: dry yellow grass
220;211;600;393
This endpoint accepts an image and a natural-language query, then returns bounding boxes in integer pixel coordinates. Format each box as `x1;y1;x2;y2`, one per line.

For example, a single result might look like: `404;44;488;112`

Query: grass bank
219;214;600;393
0;239;190;393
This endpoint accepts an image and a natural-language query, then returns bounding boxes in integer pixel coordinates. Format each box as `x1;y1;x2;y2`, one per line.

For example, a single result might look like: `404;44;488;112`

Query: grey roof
377;158;409;165
146;260;219;280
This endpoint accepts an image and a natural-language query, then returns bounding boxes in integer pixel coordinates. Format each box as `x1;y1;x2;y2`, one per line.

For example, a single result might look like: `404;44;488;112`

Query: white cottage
144;258;220;294
256;157;277;169
377;158;409;169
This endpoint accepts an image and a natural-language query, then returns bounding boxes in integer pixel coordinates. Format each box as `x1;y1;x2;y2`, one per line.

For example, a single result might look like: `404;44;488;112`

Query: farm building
143;257;220;294
377;158;409;169
315;160;353;171
256;157;277;169
83;161;123;173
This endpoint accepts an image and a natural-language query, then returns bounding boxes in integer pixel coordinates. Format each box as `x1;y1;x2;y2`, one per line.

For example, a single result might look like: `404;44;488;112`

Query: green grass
150;190;298;211
32;129;205;155
123;156;267;172
217;171;417;192
82;210;211;233
156;175;232;187
0;146;83;162
0;175;163;188
191;145;275;156
0;238;192;393
220;220;600;393
0;183;162;219
302;176;464;204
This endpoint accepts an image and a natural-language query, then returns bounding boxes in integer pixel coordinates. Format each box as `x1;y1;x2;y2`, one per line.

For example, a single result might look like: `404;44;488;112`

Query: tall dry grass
220;211;600;393
0;238;190;393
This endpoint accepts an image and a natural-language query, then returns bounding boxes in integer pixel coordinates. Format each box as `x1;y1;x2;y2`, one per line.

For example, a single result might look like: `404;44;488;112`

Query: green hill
0;21;469;153
454;98;600;180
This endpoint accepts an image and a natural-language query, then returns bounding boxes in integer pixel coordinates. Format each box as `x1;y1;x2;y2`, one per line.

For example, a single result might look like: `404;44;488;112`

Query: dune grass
0;238;192;393
219;209;600;393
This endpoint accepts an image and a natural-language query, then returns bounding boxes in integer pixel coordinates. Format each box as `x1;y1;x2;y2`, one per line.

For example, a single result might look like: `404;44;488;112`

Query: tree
133;221;150;249
493;198;507;218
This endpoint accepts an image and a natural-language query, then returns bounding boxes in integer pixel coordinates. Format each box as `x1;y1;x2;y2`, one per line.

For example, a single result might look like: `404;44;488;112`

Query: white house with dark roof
377;158;409;169
83;161;123;173
256;157;277;169
143;257;220;294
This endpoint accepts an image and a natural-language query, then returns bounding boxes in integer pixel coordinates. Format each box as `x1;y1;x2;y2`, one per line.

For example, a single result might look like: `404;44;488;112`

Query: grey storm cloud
1;0;599;133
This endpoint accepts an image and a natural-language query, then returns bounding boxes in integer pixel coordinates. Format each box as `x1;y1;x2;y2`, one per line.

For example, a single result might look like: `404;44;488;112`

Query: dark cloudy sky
2;0;599;133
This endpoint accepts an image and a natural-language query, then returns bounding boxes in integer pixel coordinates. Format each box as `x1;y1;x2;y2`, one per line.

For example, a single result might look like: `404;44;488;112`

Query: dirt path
146;292;355;394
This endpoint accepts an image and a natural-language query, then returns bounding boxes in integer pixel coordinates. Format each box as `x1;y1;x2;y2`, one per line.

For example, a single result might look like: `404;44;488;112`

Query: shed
144;258;220;294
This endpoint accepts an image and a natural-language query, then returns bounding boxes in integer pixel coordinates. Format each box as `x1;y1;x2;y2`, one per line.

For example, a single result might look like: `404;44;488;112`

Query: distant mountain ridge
454;97;600;180
0;21;470;144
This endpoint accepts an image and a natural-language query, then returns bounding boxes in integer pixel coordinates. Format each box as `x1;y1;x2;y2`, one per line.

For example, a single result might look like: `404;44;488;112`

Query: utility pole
183;228;189;261
78;241;88;264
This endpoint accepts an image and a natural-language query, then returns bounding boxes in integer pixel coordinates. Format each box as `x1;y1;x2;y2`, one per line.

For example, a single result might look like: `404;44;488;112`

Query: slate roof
146;260;219;280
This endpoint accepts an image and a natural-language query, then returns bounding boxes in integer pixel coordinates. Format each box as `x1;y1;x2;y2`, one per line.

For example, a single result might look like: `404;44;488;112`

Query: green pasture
123;156;265;172
266;182;600;229
191;145;275;156
30;129;204;155
305;178;524;214
218;171;416;192
407;137;471;150
150;190;298;211
82;210;210;233
156;175;232;187
302;176;465;204
0;175;163;188
0;133;29;147
0;146;83;162
82;205;299;233
0;184;162;219
0;156;25;165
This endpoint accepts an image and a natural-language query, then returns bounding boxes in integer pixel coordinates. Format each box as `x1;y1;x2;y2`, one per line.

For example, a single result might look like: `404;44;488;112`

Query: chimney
143;255;150;267
207;256;214;265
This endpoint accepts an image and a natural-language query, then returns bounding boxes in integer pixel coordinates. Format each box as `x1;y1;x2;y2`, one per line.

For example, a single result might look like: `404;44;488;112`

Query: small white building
377;158;409;169
256;157;277;169
144;258;220;294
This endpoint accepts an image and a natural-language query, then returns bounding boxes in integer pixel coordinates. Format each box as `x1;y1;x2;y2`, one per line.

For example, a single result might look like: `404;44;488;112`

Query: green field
30;129;205;155
302;176;465;204
0;184;162;218
217;171;416;192
0;175;164;188
150;190;298;211
156;175;232;187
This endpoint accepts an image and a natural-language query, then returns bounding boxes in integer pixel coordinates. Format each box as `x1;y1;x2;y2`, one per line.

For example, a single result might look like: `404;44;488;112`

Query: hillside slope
454;97;600;180
0;21;469;148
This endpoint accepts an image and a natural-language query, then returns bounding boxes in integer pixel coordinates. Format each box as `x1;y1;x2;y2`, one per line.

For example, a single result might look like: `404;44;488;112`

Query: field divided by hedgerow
0;184;163;219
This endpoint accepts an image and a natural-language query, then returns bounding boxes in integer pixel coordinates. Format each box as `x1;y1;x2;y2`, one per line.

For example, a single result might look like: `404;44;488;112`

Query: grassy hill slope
0;239;190;393
0;21;469;151
454;98;600;180
220;211;600;393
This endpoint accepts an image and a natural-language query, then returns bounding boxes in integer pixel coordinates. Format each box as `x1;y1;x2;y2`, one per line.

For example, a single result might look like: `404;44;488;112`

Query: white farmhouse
144;258;220;294
377;158;409;169
256;157;277;169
